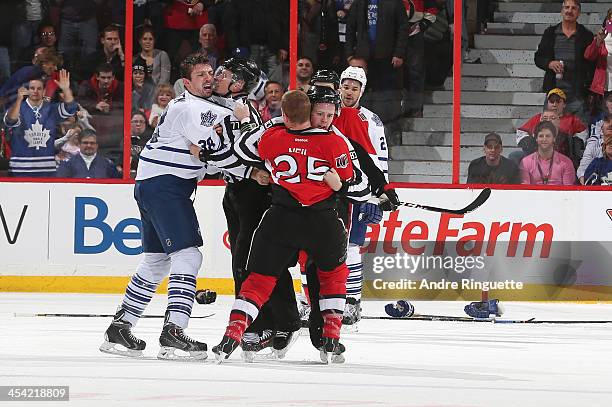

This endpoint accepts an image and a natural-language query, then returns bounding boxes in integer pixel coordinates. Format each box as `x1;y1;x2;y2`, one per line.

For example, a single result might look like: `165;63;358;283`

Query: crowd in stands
468;0;612;186
0;0;461;180
0;0;609;186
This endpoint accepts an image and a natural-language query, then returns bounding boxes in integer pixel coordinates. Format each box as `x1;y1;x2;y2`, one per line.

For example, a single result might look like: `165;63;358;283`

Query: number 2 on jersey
273;155;330;183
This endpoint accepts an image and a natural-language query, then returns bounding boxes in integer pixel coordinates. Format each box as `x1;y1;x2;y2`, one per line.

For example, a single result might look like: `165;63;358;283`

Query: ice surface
1;293;611;407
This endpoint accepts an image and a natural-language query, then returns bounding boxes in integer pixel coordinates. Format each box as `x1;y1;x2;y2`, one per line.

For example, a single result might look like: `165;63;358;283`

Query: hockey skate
241;330;275;362
272;330;300;359
213;335;240;363
319;337;346;364
341;298;361;333
157;320;208;361
99;309;146;358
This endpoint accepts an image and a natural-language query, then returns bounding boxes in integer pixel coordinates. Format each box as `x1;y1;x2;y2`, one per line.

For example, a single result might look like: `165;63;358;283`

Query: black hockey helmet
218;57;261;94
309;69;340;90
307;85;341;115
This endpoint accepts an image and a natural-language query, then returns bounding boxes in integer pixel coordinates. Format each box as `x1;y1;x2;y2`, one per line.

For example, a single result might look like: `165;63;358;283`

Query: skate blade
99;341;143;358
214;351;230;364
157;346;208;361
274;330;301;360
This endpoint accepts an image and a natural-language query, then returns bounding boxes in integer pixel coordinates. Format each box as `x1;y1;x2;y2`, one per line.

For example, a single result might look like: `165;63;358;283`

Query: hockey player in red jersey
299;69;400;328
213;90;356;363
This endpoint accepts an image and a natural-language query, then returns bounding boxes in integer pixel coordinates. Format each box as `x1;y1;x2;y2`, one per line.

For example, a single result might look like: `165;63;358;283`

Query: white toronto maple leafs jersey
136;91;246;181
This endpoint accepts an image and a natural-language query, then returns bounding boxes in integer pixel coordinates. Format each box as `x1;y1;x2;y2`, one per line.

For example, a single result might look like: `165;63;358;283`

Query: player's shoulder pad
263;116;285;129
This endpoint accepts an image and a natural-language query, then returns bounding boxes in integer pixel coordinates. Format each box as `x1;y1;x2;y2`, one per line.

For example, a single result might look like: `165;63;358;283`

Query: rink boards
1;182;612;300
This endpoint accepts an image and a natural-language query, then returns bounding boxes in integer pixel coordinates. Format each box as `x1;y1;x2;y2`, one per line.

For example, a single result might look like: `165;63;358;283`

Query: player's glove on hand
378;188;401;212
358;202;383;224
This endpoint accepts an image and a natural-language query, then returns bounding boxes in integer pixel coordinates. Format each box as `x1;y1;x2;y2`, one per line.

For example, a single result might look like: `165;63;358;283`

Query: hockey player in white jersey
100;53;243;361
333;66;397;326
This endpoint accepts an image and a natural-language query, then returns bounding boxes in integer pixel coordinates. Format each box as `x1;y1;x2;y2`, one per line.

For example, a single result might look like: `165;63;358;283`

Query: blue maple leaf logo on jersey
201;110;217;127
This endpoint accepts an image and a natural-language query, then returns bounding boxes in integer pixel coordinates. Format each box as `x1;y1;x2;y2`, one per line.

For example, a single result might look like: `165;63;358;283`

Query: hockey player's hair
281;90;311;124
180;53;211;80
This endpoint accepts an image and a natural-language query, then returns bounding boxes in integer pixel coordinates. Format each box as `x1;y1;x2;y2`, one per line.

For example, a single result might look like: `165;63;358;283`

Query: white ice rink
1;293;611;407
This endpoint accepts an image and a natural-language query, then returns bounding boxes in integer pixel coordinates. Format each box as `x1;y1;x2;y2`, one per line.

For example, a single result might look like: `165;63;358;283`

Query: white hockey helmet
340;66;367;102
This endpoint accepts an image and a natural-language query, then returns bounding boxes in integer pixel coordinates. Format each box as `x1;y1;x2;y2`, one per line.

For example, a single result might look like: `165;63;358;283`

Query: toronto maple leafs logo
201;110;217;127
24;120;51;150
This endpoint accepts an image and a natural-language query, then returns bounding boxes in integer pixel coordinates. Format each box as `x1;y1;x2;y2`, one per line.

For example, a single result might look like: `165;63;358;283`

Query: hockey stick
363;315;612;324
12;312;216;319
401;188;492;215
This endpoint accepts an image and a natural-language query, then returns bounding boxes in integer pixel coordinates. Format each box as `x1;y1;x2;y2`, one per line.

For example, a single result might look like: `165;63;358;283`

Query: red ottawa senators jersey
258;126;355;206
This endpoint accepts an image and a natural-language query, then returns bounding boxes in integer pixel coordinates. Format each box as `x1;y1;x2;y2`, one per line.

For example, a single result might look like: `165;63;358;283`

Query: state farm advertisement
365;188;612;300
1;183;612;299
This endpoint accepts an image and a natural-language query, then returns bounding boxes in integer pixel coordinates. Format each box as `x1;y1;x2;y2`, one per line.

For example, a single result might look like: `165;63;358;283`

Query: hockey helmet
310;69;340;90
340;66;367;100
217;57;262;94
307;85;341;116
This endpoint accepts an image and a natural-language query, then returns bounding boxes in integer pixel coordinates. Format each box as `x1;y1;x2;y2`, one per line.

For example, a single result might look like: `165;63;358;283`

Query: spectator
467;133;519;184
258;81;283;122
519;121;576;185
81;25;125;82
161;0;209;78
583;9;612;114
345;0;409;92
130;111;152;172
578;113;612;183
12;1;50;53
135;26;171;85
196;23;223;71
296;57;314;92
132;59;155;113
516;88;587;154
54;122;81;163
588;91;612;142
56;129;121;178
584;131;612;185
534;0;594;119
423;0;453;88
223;0;289;76
3;71;77;177
16;23;60;69
149;83;174;128
403;0;439;118
299;0;341;70
58;0;99;75
77;62;124;149
0;48;63;108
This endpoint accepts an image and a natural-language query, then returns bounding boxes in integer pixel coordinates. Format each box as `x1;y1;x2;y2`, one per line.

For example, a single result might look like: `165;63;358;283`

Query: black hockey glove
195;289;217;304
378;188;401;212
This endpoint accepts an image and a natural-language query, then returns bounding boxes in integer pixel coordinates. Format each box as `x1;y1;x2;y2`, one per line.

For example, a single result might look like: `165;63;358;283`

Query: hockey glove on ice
195;289;217;304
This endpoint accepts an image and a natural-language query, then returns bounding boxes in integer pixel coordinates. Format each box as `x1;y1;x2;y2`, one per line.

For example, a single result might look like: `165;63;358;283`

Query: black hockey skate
241;330;275;362
157;319;208;361
319;337;346;364
99;309;146;357
212;335;240;363
272;330;300;359
342;297;361;326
